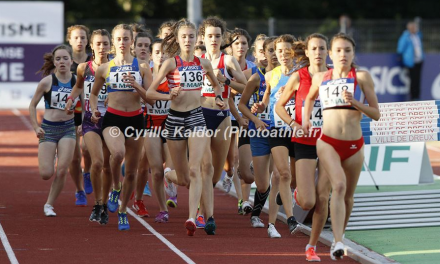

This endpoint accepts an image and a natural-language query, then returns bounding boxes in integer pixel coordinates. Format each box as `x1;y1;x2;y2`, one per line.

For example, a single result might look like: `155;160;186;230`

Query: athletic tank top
269;66;295;129
200;53;231;98
145;79;170;122
319;67;364;111
71;54;91;114
44;74;78;110
166;56;204;91
231;60;255;121
295;66;322;145
106;58;142;93
84;61;108;115
248;67;269;130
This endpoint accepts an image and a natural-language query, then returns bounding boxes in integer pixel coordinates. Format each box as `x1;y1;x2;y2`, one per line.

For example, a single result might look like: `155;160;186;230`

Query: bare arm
29;76;51;138
345;70;380;121
239;73;268;130
219;55;247;93
275;72;299;127
146;58;177;101
201;58;225;109
65;63;86;114
89;64;107;120
126;63;155;105
302;73;323;134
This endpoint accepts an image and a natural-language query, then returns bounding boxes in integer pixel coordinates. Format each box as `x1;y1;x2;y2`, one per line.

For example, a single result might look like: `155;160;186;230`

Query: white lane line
0;222;19;264
11;109;34;132
126;208;196;264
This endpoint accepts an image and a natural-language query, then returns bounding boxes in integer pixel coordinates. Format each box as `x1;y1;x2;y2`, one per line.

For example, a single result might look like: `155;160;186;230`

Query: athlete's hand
238;117;249;129
290;122;305;138
77;125;83;135
91;109;101;124
35;127;45;139
251;102;266;114
214;69;226;83
342;90;354;105
123;72;138;89
65;99;74;115
302;120;311;136
215;97;225;109
169;86;182;100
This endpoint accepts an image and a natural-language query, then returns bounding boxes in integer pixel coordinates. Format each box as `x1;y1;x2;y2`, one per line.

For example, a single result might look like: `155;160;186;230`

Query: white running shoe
267;223;281;238
222;175;233;193
44;204;56;217
250;216;264;228
330;242;345;260
164;169;177;197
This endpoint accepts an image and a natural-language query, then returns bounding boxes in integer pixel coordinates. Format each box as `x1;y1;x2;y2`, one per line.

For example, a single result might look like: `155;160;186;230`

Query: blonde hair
162;18;197;56
110;24;133;55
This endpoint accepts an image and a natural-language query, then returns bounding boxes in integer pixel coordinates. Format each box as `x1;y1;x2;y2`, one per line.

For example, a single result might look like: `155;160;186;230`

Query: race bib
84;76;107;102
179;66;204;90
274;99;295;128
303;100;323;128
146;100;170;116
201;75;224;95
319;79;354;109
258;103;270;121
108;71;142;91
50;86;79;110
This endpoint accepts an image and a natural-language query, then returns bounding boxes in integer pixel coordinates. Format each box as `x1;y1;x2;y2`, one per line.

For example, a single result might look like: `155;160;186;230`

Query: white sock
306;244;316;251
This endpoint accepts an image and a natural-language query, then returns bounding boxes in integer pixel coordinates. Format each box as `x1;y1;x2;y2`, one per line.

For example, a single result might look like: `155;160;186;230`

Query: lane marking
0;222;19;264
11;109;34;132
385;249;440;257
126;208;196;264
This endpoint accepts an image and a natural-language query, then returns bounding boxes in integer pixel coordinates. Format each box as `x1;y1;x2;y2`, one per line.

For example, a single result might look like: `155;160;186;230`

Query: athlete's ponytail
221;28;252;52
162;18;196;57
37;45;73;77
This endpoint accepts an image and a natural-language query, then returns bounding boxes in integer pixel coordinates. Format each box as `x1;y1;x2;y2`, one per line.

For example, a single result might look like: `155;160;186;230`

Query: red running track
0;110;358;264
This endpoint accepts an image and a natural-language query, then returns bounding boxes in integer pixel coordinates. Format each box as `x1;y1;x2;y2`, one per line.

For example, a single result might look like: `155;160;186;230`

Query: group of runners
28;16;380;261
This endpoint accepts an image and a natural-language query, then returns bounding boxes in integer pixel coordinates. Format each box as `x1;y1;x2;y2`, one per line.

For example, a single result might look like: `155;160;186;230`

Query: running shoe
44;204;56;217
242;201;253;215
83;172;93;194
238;199;244;215
185;218;196;236
305;247;321;262
143;181;152;196
155;211;169;223
276;191;283;205
100;204;109;225
166;195;177;208
222;175;233;193
250;216;264;228
195;215;206;229
204;216;216;235
330;242;345;260
118;211;130;231
107;186;121;213
132;200;149;217
89;204;102;222
287;216;299;234
164;178;177;197
267;223;281;238
75;190;87;207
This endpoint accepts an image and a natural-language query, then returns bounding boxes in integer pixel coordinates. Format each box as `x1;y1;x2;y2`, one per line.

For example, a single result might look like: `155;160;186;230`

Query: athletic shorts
268;128;295;157
74;112;82;126
231;120;239;128
165;107;207;141
39;119;76;144
202;107;230;130
101;108;144;138
294;142;317;161
82;111;103;138
249;132;271;157
238;130;250;147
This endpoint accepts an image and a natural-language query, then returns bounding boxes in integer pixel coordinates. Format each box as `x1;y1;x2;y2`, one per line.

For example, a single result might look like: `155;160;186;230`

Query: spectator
397;21;424;100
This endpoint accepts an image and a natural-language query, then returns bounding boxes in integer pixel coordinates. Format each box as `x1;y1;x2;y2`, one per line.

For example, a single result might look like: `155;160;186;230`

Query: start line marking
0;222;19;264
126;208;196;264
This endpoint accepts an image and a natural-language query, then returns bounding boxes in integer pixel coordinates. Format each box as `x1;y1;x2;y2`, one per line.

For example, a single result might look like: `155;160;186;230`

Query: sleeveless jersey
231;60;255;121
166;56;204;91
44;74;79;110
83;61;108;115
269;66;295;129
71;54;92;113
248;67;269;130
106;58;142;93
295;66;323;145
319;67;364;111
201;53;231;98
145;79;170;128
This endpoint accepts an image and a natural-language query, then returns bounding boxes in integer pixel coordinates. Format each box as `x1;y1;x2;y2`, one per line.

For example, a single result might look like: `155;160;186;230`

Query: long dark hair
37;45;73;77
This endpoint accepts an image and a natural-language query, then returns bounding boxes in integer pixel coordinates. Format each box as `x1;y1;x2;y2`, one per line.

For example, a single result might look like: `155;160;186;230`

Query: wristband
216;95;224;101
289;119;296;127
67;96;74;102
